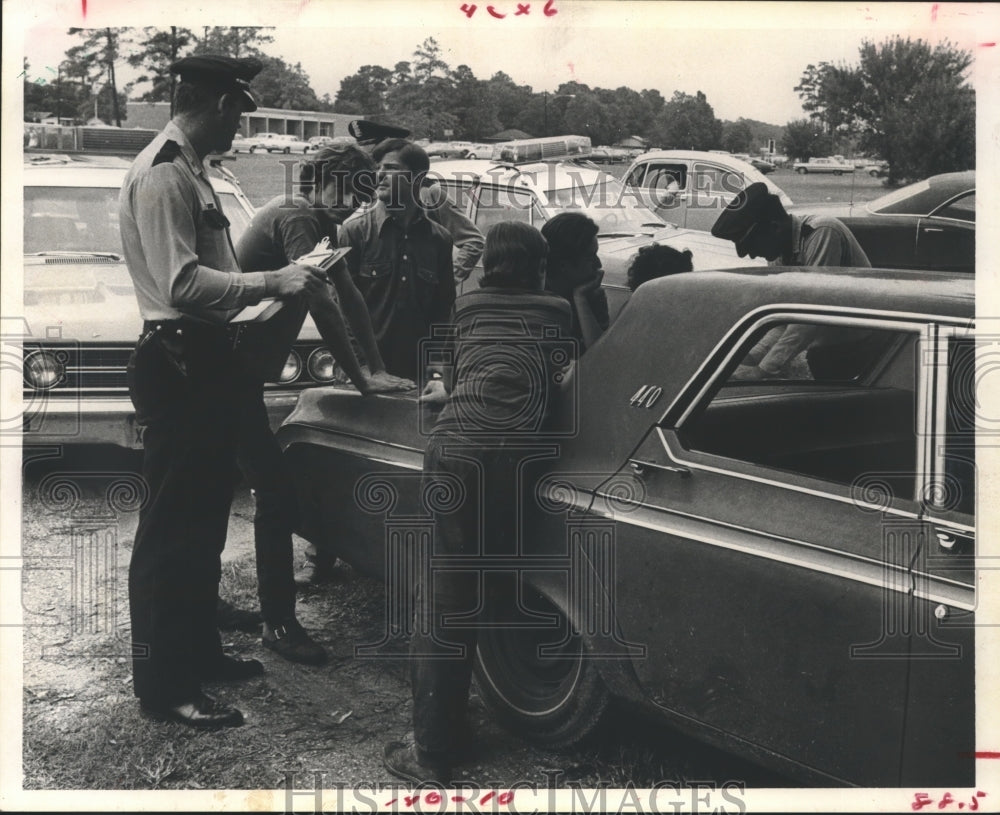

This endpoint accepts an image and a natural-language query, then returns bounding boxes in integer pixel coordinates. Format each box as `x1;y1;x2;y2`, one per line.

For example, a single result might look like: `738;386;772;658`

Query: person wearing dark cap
348;120;485;285
229;143;414;663
119;55;328;729
710;181;871;378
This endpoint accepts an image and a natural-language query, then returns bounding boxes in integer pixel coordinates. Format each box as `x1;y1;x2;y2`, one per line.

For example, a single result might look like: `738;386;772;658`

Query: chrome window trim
668;305;970;428
656;426;922;518
563;488;975;611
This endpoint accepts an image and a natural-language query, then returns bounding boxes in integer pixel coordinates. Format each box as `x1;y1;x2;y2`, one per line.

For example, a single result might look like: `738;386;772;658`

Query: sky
12;0;999;126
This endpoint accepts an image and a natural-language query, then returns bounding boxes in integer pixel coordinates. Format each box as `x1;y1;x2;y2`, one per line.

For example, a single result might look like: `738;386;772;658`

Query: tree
334;65;394;116
722;119;754;153
191;27;274;58
794;61;863;135
650;91;722;150
66;27;127;125
782;118;833;161
253;55;321;110
795;37;975;183
127;26;195;114
412;37;448;83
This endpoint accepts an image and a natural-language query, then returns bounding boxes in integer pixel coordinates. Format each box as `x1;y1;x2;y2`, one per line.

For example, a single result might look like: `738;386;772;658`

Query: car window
24;186;122;254
691;164;743;196
438;180;476;214
678;320;918;494
932;192;976;223
472;185;534;231
624;164;647;187
866;179;967;217
647;163;687;191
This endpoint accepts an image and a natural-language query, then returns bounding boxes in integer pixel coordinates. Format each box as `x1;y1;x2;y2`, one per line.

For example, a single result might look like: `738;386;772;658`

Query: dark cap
169;55;263;112
710;182;787;242
348;119;412;146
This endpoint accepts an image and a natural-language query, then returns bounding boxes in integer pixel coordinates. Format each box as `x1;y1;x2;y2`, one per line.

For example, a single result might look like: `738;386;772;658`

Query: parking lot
223;150;891;210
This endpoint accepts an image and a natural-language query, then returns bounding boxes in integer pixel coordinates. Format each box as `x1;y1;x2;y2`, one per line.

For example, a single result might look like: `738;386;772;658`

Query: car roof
925;170;975;191
23;155;243;193
633;265;973;321
633;149;759;166
430;159;610;191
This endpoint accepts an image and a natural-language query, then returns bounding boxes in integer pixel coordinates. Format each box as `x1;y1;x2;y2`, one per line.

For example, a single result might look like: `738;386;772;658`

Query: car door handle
922;227;944;233
628;458;691;478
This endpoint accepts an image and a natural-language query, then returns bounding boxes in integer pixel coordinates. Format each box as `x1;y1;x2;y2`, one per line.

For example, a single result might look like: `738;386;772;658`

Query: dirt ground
18;450;787;793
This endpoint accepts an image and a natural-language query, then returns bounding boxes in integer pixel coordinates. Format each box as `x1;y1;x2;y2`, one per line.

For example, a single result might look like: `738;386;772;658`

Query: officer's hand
269;264;328;298
418;378;449;405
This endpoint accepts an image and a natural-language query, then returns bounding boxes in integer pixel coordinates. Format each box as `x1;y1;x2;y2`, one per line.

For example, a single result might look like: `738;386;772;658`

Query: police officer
119;55;326;729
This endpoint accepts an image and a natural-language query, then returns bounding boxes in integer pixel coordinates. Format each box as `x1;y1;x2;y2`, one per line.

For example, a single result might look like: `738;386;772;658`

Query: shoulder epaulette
152;140;182;167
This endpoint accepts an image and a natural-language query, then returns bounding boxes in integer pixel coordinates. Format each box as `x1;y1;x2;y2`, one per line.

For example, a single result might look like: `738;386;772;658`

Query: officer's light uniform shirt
119;120;267;324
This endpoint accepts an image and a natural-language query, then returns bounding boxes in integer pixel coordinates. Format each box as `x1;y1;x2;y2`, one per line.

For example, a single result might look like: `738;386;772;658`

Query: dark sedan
789;170;974;274
277;266;977;788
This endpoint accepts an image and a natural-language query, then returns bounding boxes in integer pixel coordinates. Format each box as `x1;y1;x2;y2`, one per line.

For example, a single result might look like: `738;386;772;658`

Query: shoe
262;619;327;665
382;741;451;785
199;655;265;681
140;693;244;730
293;558;337;588
216;597;262;632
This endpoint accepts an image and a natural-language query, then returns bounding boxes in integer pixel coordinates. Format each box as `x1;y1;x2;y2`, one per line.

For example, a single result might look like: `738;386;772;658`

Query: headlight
278;350;302;383
306;347;338;382
23;349;67;390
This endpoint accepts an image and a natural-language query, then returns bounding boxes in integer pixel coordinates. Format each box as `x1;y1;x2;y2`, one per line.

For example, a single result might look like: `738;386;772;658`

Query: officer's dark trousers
127;323;237;707
234;379;298;626
410;437;523;759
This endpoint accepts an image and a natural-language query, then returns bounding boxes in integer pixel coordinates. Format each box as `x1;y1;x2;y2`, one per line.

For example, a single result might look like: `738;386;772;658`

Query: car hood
23;256;321;342
598;227;765;285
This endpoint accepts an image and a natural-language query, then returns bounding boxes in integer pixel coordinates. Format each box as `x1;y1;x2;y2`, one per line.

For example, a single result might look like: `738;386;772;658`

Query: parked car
864;160;890;178
245;132;312;154
464;143;494;160
426;142;474;159
427;139;762;319
792;156;856;175
20;152;332;448
623;150;793;232
277;265;976;787
747;156;776;174
788;170;975;274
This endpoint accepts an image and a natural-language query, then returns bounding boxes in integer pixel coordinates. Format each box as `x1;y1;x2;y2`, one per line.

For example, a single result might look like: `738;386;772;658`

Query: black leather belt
143;319;238;341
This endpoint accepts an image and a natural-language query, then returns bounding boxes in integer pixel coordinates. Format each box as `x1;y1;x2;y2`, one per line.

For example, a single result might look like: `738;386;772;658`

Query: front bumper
20;391;305;449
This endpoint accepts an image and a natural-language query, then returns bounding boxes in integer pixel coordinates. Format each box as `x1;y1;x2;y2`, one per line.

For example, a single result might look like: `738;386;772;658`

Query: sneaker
262;619;327;665
217;597;262;632
293;558;338;589
382;741;451;785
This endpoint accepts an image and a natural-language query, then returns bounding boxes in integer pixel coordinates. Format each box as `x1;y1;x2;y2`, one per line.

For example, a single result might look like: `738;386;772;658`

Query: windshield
24;185;252;254
543;175;669;235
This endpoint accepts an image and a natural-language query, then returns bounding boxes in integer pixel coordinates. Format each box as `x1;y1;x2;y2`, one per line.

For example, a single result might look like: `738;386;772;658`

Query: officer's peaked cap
170;55;263;112
348;120;412;146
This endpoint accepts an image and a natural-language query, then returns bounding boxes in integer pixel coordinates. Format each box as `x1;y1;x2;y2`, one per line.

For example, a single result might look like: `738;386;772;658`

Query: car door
914;191;976;274
625;161;690;227
607;312;949;785
899;328;976;787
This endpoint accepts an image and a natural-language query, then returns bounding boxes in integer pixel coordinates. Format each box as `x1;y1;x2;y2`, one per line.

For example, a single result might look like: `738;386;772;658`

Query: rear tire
797;167;807;174
834;170;843;176
473;586;609;748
